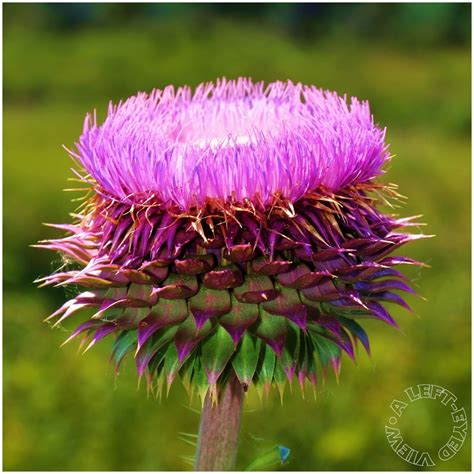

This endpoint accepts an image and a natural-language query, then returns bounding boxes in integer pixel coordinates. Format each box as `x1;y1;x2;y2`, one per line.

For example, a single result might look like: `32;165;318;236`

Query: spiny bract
36;78;426;402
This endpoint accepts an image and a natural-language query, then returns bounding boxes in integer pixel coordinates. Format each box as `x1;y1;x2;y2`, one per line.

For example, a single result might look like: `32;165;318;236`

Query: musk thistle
37;78;425;409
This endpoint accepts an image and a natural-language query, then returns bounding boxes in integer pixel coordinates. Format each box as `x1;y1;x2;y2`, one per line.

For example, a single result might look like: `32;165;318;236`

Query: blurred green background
3;3;471;471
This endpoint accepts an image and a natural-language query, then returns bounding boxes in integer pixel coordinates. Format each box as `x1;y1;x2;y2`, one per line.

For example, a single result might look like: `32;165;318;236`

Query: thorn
178;437;197;447
60;335;75;347
182;405;200;415
77;334;89;353
178;432;198;438
134;343;142;357
82;339;96;354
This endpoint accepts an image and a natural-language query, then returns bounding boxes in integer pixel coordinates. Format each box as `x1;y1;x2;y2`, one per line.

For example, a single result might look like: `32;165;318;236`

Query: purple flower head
71;78;389;208
37;78;427;402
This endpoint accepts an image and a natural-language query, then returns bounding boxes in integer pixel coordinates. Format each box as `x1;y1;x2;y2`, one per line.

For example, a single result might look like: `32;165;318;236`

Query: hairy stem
194;372;244;471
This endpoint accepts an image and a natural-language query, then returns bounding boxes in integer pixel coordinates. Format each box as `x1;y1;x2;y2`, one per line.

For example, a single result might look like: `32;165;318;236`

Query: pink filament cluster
71;78;389;209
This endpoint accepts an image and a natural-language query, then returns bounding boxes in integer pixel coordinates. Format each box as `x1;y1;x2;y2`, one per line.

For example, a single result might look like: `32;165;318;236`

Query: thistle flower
37;78;425;402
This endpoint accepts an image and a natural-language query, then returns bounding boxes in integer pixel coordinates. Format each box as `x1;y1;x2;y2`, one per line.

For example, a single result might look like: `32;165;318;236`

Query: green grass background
3;4;471;471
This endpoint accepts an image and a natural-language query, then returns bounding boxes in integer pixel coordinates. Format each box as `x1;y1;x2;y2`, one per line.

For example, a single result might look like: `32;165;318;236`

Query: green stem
194;372;244;471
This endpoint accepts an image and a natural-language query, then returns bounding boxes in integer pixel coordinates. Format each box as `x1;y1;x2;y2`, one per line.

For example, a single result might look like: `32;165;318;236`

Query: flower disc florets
37;78;425;401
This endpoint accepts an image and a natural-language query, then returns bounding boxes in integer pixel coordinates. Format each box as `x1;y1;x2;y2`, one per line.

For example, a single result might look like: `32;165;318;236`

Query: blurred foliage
3;3;471;471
